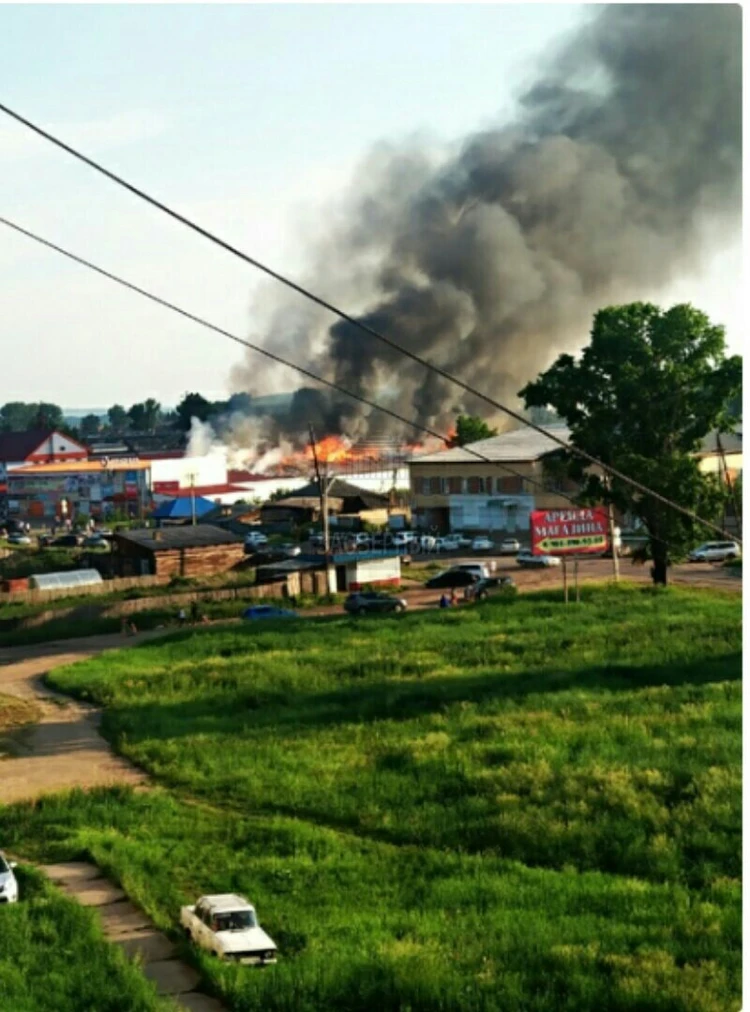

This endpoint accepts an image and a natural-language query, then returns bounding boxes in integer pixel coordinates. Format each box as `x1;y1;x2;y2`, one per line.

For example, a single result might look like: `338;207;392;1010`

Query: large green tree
80;413;102;438
107;404;129;431
521;303;741;585
451;414;498;447
127;399;161;433
0;401;64;432
175;392;213;431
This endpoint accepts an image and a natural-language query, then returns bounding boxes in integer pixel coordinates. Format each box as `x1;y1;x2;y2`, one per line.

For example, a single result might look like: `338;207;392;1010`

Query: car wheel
477;591;488;601
394;603;405;613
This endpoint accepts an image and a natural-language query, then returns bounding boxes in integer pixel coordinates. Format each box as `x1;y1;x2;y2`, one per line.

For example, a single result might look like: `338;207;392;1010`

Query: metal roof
114;525;242;551
151;497;216;520
411;425;572;464
0;429;88;462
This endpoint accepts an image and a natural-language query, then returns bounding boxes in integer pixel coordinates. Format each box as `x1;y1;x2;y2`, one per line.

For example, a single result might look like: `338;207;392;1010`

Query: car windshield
0;856;9;874
214;910;257;931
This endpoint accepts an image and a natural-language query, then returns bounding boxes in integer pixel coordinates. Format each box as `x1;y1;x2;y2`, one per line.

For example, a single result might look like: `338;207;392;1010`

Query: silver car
688;541;741;562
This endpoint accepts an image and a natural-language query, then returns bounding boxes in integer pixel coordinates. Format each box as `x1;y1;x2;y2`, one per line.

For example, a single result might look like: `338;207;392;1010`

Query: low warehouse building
112;525;245;578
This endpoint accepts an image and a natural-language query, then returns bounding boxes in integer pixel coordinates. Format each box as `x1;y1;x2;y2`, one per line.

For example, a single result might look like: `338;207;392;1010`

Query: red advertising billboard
530;507;609;556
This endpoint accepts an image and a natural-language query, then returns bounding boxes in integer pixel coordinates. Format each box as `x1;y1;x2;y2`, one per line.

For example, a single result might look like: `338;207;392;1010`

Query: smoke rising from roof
231;4;741;449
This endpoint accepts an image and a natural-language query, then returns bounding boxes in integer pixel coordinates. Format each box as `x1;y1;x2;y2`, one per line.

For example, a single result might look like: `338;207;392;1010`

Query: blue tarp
151;496;215;520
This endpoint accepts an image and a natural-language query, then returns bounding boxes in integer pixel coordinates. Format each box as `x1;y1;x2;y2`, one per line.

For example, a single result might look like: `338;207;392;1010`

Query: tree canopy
520;303;741;584
450;414;498;447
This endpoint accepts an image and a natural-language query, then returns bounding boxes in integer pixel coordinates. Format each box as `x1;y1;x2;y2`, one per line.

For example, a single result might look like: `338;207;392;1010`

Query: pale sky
0;4;742;411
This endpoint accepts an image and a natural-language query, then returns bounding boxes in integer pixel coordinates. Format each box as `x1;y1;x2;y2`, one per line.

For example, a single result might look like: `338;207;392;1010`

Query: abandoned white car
181;894;277;966
0;852;19;904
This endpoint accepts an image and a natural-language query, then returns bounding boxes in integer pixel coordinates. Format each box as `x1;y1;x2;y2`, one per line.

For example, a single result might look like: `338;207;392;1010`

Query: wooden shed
112;525;245;578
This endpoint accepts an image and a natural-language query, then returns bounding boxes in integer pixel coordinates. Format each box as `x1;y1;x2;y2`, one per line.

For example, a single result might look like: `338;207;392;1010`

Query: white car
6;533;32;546
0;852;19;904
457;562;491;580
392;532;416;547
181;893;277;966
419;534;437;551
688;541;741;563
244;531;268;548
516;549;561;568
471;536;494;552
499;538;521;555
440;533;471;551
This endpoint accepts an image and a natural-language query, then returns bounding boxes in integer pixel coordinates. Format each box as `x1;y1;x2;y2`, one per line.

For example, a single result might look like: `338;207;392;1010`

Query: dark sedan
425;569;478;589
344;591;407;616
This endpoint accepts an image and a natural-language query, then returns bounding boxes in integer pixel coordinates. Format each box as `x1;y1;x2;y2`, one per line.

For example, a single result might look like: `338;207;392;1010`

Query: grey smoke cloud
232;4;741;448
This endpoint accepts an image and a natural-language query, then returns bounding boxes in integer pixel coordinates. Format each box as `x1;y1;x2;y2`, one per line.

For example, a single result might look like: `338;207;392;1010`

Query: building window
498;475;524;494
467;476;482;494
428;477;441;495
448;476;462;494
486;476;495;494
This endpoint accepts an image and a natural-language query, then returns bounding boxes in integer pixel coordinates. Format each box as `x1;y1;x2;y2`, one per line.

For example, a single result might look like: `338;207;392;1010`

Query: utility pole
606;477;620;582
188;472;197;526
717;432;742;540
309;425;334;594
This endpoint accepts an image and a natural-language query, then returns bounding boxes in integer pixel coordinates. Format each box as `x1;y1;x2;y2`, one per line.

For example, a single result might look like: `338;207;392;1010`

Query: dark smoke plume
232;4;741;449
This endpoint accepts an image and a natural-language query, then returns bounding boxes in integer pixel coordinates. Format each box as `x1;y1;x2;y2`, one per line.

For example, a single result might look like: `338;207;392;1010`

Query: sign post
530;507;611;604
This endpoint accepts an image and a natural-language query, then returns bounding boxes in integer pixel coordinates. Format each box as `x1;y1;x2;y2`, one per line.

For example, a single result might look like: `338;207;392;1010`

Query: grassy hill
0;584;741;1012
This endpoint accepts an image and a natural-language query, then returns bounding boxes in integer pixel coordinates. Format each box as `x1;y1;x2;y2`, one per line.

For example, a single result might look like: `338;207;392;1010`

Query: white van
688;541;740;562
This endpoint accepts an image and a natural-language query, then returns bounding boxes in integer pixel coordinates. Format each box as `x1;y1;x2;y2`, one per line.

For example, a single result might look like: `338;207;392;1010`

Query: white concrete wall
150;452;228;488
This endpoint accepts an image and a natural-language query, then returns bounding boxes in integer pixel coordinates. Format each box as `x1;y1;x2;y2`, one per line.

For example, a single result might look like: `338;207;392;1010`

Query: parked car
516;549;561;568
470;576;515;599
445;533;472;549
181;894;277;966
471;536;494;552
392;531;417;548
6;533;32;546
499;538;521;555
51;534;84;548
426;568;478;589
83;536;109;549
350;533;372;549
433;536;457;552
278;543;301;558
687;541;741;563
309;532;325;547
418;535;437;551
456;562;491;580
344;591;407;615
242;605;299;621
244;531;268;547
0;851;19;904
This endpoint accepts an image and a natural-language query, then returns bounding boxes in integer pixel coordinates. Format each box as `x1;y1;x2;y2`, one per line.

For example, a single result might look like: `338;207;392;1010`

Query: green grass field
0;584;741;1011
0;866;170;1012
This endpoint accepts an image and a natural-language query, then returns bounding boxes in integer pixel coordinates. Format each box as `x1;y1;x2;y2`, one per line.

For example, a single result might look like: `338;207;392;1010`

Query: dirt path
1;632;229;1011
0;631;166;804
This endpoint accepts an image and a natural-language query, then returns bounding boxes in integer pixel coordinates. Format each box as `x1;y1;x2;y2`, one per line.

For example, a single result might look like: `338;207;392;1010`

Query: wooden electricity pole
309;425;333;593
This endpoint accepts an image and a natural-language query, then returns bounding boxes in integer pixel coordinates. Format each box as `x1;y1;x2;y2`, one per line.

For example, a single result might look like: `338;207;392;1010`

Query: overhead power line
0;215;695;556
0;101;738;545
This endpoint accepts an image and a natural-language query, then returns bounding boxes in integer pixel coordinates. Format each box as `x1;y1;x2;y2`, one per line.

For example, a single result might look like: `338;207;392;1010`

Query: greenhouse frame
28;569;104;592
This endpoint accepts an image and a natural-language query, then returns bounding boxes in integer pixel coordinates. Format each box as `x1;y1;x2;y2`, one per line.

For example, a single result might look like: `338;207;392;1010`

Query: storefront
6;460;152;522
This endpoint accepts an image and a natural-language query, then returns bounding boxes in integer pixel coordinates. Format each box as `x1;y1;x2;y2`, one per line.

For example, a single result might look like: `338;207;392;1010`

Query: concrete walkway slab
174;994;227;1012
41;861;102;884
114;930;176;964
143;959;201;995
62;877;127;906
98;899;153;936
